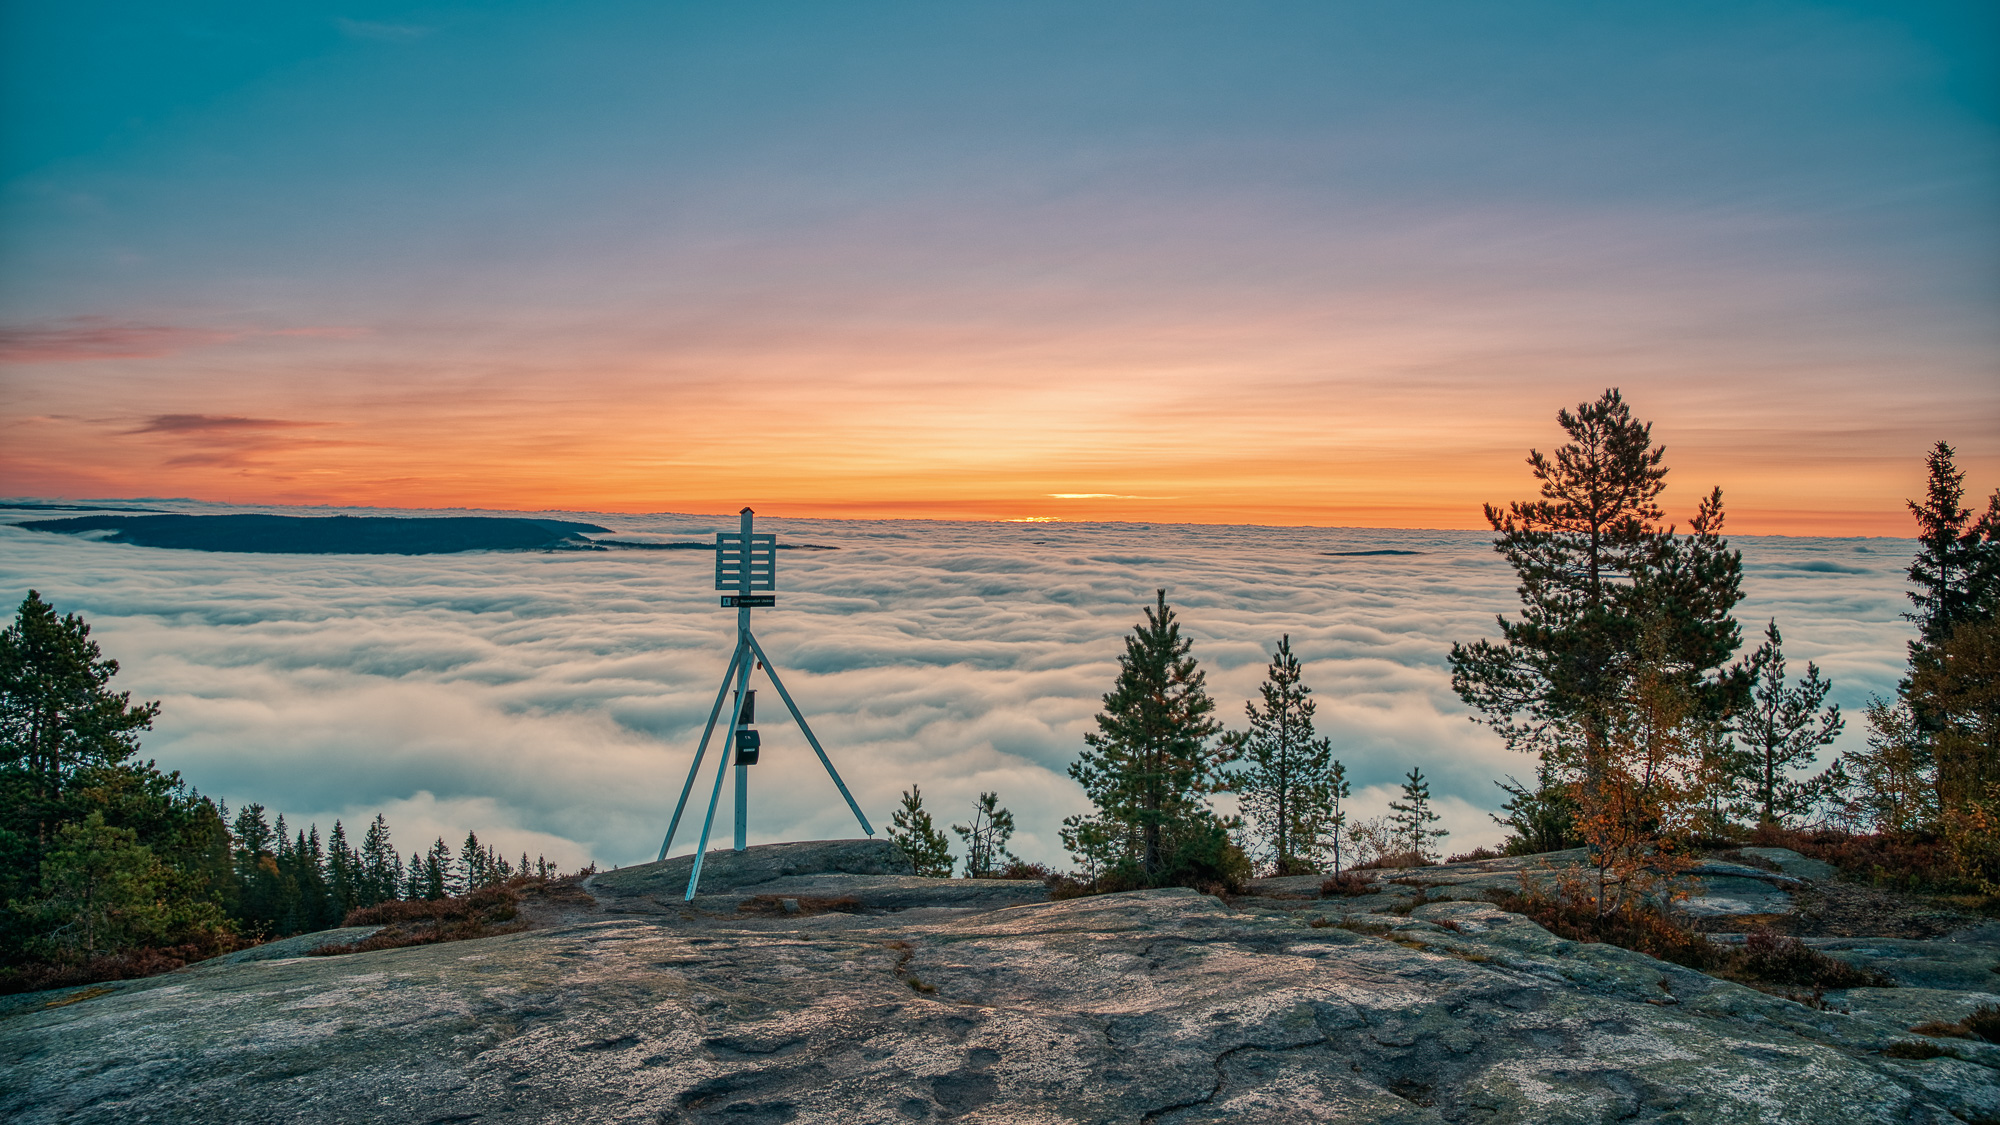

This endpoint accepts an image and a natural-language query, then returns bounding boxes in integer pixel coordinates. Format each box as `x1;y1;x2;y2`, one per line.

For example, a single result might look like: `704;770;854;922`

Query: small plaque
721;595;776;607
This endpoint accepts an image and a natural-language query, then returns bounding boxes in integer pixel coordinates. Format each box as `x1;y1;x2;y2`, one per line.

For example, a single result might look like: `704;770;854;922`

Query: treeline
0;590;571;990
218;805;564;936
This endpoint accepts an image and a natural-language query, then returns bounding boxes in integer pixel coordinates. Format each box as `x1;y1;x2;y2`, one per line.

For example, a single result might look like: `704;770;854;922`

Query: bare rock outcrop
4;840;1996;1123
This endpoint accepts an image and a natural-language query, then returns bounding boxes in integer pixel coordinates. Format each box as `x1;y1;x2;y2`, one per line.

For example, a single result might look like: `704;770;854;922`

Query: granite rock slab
5;886;1994;1123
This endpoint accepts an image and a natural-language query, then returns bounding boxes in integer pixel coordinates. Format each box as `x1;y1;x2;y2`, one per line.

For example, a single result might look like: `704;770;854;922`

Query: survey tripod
656;508;874;900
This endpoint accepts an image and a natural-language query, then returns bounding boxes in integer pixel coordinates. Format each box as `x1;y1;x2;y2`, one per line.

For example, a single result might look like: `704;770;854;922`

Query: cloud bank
0;505;1916;870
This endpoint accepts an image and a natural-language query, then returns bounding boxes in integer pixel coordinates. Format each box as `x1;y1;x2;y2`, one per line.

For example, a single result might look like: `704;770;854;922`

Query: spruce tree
1226;636;1337;875
404;851;426;900
1068;590;1226;880
327;820;359;921
952;793;1017;878
1905;441;1986;654
230;803;288;934
1858;443;1999;849
423;838;453;900
886;785;954;877
291;826;333;932
1909;618;2000;826
1730;621;1843;827
359;814;400;906
459;831;488;891
1386;767;1447;863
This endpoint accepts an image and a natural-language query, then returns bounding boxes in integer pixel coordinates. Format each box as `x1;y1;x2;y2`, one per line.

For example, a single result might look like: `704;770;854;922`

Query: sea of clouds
0;503;1916;872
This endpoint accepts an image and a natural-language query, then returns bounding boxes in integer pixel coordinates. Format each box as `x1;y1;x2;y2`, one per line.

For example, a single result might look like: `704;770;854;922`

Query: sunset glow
2;3;1994;533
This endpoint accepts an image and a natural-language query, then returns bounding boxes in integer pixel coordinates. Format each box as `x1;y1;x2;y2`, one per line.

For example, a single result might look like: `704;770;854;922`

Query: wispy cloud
0;318;236;363
127;415;330;435
1049;494;1180;500
0;320;368;365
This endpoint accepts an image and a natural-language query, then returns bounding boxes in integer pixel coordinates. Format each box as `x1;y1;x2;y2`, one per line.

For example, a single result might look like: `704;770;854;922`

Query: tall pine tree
1450;389;1748;793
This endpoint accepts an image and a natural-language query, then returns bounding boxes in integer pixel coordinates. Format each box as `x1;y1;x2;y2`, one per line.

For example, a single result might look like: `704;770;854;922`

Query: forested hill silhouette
18;513;610;554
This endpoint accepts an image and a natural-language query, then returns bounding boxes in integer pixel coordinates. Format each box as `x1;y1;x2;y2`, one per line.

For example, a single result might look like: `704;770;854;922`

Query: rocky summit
5;841;1999;1124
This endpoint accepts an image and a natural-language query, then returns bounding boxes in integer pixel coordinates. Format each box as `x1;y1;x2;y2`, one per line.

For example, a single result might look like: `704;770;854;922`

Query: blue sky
2;2;1995;526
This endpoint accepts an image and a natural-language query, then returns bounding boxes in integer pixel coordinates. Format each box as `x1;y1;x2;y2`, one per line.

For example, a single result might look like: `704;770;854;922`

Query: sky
1;2;1996;532
0;509;1919;869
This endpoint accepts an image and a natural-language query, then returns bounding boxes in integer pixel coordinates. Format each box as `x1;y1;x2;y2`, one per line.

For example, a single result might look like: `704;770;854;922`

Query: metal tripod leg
748;632;874;837
684;703;745;902
659;643;746;862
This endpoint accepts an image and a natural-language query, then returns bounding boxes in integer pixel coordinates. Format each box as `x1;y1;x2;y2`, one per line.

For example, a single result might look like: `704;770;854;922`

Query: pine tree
1490;765;1580;855
1730;621;1844;827
1068;590;1228;881
1324;760;1351;873
1386;767;1447;863
886;785;954;878
1450;390;1748;801
19;811;174;959
1226;636;1338;875
0;591;162;865
952;793;1017;878
1057;813;1123;885
1450;390;1668;764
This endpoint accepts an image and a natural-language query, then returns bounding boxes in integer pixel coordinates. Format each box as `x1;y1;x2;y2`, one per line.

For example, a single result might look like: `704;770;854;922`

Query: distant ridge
1321;549;1424;556
17;513;610;555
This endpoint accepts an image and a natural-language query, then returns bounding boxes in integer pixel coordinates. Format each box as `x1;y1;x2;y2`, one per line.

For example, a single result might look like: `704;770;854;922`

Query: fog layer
1;506;1914;868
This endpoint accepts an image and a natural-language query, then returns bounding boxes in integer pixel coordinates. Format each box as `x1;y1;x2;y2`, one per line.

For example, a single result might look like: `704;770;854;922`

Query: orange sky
4;4;1996;533
4;308;1991;536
